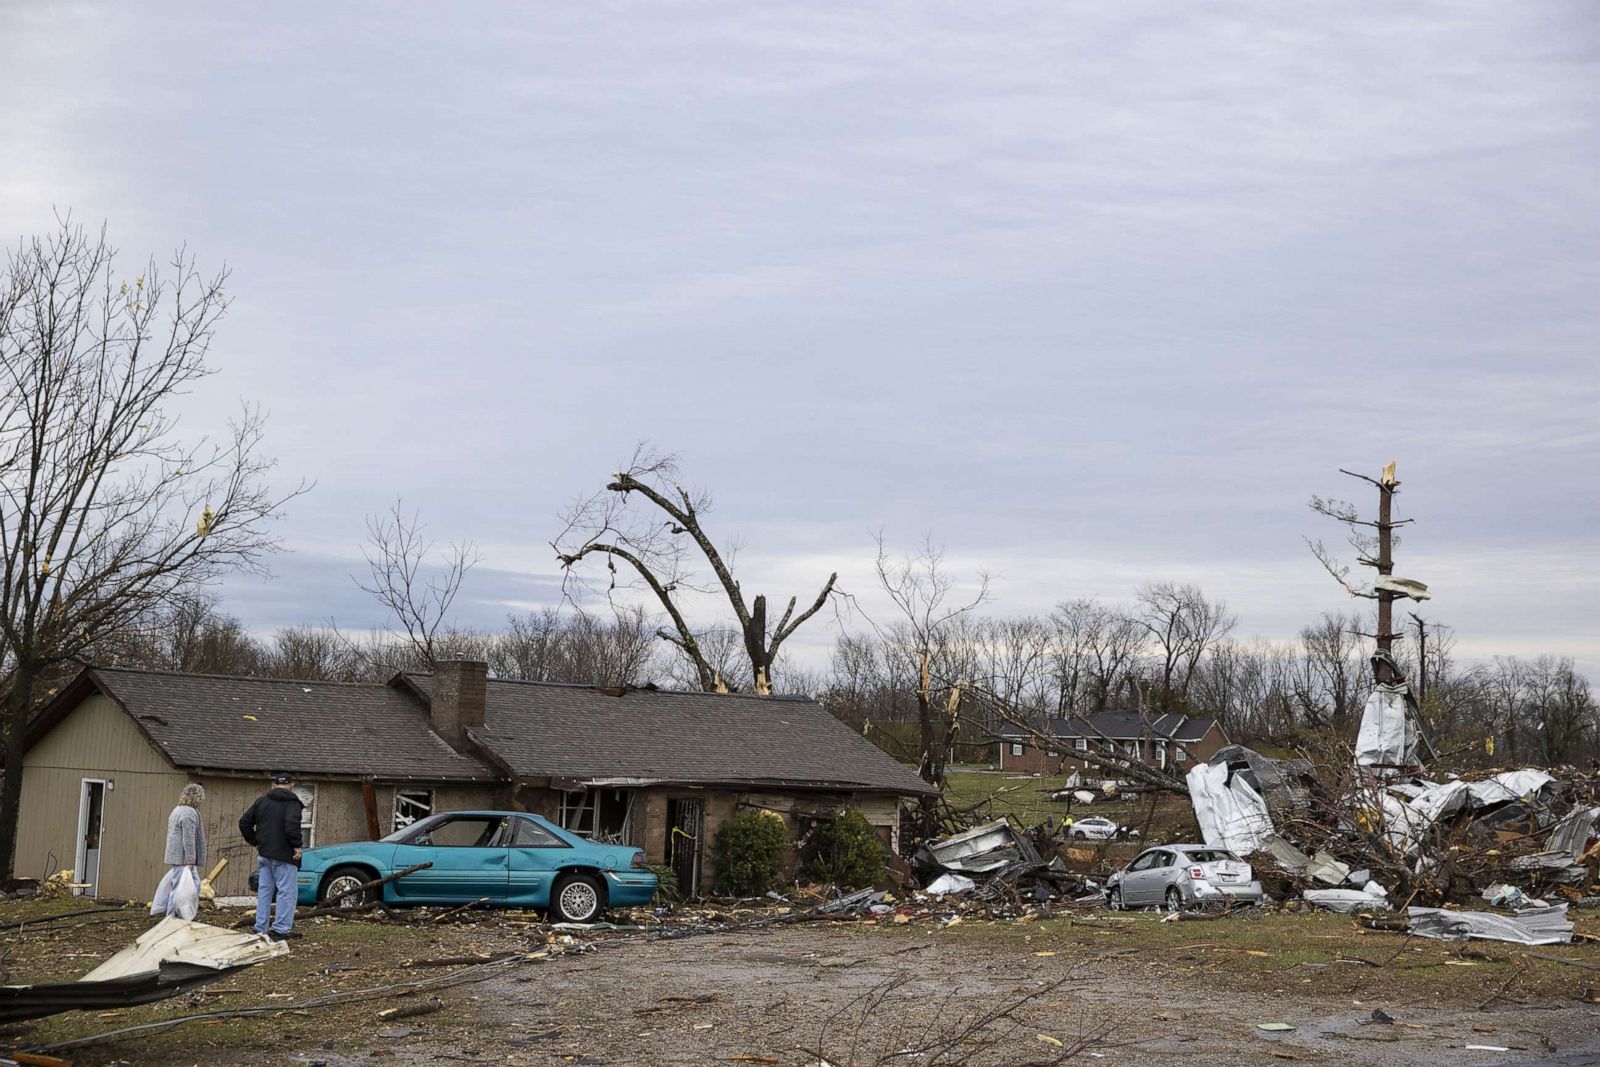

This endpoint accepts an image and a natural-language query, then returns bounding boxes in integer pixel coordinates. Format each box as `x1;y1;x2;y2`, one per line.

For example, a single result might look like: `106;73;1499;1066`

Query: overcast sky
3;2;1596;674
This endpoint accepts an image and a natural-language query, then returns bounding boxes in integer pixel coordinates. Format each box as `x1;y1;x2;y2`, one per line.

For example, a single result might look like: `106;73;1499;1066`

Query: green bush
801;809;886;888
713;809;789;897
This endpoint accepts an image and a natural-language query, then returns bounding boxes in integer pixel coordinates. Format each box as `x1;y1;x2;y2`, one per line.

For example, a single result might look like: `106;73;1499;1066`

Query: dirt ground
5;899;1600;1066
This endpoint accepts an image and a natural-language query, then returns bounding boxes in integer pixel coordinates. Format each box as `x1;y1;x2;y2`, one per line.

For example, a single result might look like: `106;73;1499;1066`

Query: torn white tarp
1187;760;1274;854
924;873;977;896
1407;904;1572;946
1355;684;1419;770
82;916;286;982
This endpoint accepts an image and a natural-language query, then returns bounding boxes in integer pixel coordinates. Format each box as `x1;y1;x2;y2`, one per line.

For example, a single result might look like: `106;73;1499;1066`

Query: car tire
319;865;377;908
551;873;605;923
1165;887;1184;914
1107;887;1123;911
1071;830;1087;839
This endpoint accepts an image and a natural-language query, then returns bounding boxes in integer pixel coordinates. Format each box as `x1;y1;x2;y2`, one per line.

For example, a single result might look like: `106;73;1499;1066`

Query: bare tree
553;448;836;694
0;218;298;876
866;535;989;832
1132;581;1236;710
354;499;479;670
488;605;662;687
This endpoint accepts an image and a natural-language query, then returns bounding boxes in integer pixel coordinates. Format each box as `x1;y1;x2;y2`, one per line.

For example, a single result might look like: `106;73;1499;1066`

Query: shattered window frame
392;788;434;831
293;784;316;848
558;789;599;836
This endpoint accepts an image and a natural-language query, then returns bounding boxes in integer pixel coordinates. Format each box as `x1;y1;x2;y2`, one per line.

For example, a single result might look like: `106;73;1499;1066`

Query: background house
13;661;933;902
995;713;1227;776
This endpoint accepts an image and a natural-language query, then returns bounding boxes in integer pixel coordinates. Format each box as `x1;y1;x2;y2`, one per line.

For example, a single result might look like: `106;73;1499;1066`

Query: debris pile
1186;651;1599;940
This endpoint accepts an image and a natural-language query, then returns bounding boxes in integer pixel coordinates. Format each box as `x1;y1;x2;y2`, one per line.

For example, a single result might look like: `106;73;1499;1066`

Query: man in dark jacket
239;773;304;940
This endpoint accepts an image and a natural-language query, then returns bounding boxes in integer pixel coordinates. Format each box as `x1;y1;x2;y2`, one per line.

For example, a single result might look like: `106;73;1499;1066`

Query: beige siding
14;690;508;900
15;694;185;902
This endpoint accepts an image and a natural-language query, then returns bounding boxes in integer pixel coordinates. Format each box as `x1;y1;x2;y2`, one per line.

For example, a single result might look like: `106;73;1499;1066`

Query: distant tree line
812;586;1597;769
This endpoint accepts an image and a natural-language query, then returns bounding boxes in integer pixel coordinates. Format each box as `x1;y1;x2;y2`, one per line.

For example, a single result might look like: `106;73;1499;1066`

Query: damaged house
996;713;1227;775
12;661;933;901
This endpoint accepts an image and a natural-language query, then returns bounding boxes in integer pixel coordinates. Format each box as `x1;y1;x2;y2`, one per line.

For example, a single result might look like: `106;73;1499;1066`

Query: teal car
295;810;656;923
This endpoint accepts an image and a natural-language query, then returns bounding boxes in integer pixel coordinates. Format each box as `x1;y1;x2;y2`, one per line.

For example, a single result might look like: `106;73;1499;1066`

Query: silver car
1105;844;1264;911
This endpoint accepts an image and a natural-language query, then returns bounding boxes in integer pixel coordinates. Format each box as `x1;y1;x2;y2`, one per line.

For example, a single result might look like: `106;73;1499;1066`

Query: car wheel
1165;887;1184;914
551;873;605;923
319;866;376;908
1107;887;1123;911
1071;830;1087;839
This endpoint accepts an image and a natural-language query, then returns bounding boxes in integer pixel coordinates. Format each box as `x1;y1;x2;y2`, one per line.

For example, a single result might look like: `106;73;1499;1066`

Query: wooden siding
13;690;507;900
14;693;185;901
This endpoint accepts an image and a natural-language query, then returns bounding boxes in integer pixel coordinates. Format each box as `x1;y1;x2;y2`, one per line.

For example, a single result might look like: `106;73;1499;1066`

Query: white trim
74;778;108;897
1009;742;1024;757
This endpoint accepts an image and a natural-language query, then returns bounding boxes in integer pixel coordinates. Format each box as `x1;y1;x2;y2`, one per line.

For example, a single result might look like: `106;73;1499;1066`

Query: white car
1105;844;1265;911
1066;816;1121;840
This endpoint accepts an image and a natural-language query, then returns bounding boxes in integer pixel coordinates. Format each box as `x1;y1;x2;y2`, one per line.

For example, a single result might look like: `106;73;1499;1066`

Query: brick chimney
430;660;487;750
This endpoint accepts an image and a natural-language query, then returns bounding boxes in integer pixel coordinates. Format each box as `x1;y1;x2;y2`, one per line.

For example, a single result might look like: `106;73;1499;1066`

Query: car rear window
1181;849;1238;863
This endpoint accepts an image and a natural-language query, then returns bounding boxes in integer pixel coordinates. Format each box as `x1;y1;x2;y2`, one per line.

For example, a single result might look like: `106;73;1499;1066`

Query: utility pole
1374;462;1398;653
1308;460;1426;657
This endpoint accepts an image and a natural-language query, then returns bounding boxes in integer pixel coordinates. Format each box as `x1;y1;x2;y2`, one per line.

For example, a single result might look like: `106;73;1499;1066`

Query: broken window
558;790;598;836
293;785;316;848
393;788;433;831
557;788;635;841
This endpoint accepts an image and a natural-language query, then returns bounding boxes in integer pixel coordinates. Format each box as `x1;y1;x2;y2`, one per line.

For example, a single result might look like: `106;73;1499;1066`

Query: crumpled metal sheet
913;820;1041;875
83;916;286;981
1547;805;1599;857
1407;904;1573;945
1355;685;1419;770
1187;759;1274;855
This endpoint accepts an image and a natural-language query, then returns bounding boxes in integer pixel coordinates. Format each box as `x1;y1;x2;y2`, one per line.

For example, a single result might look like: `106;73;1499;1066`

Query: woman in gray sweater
165;783;208;875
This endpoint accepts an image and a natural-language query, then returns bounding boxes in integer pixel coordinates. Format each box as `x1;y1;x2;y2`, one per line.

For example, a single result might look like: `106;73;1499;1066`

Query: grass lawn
943;767;1202;842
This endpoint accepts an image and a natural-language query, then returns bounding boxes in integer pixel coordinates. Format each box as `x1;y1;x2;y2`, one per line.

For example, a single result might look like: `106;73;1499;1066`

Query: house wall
12;690;507;900
516;783;907;895
13;693;186;902
999;725;1227;776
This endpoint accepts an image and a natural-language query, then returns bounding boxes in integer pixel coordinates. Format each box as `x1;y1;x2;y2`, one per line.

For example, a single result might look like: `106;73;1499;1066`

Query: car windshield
1181;849;1239;863
381;814;444;842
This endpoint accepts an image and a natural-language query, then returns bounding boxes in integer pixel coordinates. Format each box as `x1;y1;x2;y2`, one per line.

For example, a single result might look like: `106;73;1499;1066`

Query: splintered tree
553;449;837;694
1308;461;1430;657
0;219;299;877
869;536;989;833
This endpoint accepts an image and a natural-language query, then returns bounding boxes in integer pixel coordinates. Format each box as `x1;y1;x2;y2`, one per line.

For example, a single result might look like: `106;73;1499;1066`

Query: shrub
713;809;788;896
801;809;886;888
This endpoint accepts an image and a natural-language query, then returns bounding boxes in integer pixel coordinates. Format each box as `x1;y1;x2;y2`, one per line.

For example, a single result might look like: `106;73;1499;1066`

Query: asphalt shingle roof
86;667;498;781
995;712;1218;743
404;675;936;796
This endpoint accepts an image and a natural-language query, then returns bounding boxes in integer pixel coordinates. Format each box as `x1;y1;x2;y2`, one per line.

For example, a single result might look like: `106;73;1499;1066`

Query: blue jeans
254;857;297;934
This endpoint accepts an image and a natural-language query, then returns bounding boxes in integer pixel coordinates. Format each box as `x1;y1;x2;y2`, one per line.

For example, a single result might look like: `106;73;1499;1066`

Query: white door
75;779;107;897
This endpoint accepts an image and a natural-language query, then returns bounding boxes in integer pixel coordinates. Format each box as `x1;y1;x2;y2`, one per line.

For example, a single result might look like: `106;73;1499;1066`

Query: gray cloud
2;1;1595;673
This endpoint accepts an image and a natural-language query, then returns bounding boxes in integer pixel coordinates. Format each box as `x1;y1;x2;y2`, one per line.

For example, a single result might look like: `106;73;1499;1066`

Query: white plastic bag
151;867;200;920
150;867;178;916
169;866;200;920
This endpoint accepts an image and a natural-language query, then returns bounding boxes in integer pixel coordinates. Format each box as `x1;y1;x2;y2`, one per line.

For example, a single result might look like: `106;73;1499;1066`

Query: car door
1120;849;1162;905
1127;849;1177;905
389;813;511;904
506;815;577;906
